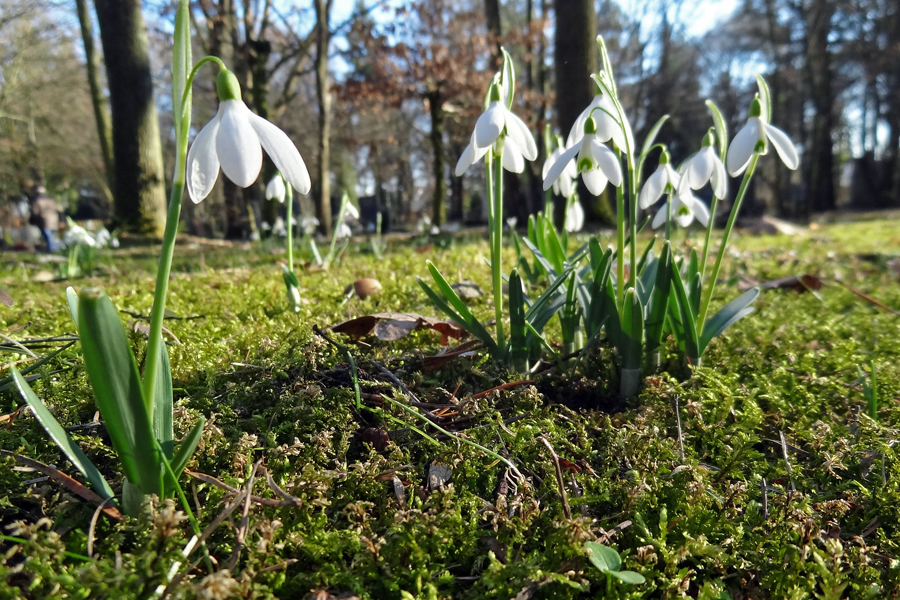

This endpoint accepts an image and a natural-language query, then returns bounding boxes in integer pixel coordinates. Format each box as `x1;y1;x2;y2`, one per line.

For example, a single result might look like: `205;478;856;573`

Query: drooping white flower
506;217;518;231
566;89;630;152
677;131;728;198
64;223;97;248
300;215;319;235
543;116;623;196
95;227;112;248
336;223;352;239
341;201;360;221
638;149;681;209
565;199;585;233
265;175;286;203
727;96;799;176
542;140;577;198
187;70;311;203
652;190;710;229
455;83;537;176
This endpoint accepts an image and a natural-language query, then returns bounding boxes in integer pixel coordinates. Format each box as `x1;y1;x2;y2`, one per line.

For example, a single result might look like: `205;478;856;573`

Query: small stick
674;396;685;463
87;497;115;558
540;436;571;520
779;430;796;493
227;459;262;570
760;477;769;522
369;359;420;403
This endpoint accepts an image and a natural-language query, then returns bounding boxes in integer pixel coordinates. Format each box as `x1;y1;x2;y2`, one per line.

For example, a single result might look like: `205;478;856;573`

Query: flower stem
698;154;759;327
142;183;184;405
665;191;672;242
615;172;625;307
488;149;505;348
628;163;637;291
285;184;294;274
699;194;720;283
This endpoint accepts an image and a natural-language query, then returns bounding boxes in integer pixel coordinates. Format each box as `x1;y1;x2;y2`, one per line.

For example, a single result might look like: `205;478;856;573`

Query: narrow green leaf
544;224;566;274
417;278;498;355
521;237;559;277
645;241;672;352
609;570;646;585
640;114;669;160
620;289;644;370
585;541;622;573
501;47;515;109
152;343;174;459
705;99;729;161
426;261;479;324
699;288;759;353
507;269;527;370
637;237;657;276
11;365;115;502
688;249;701;315
670;266;700;362
78;288;161;496
170;419;204;480
755;74;772;122
66;286;79;331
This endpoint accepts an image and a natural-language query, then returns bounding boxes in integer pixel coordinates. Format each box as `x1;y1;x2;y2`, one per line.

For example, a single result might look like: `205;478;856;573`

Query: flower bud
216;70;242;102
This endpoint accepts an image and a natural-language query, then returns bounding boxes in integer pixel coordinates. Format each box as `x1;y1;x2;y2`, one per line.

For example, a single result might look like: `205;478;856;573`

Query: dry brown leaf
0;289;13;307
740;274;824;293
330;312;466;344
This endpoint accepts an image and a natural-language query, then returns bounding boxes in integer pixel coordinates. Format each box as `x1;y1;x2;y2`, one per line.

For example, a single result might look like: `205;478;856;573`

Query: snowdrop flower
652;190;710;229
455;84;537;176
64;223;97;248
341;201;360;221
506;217;518;231
300;215;319;235
566;87;630;152
638;148;680;209
265;174;286;203
542;140;576;198
187;70;311;203
543;116;623;196
565;200;585;233
416;215;432;234
336;223;352;239
429;225;440;236
677;131;727;198
727;96;799;176
95;227;112;248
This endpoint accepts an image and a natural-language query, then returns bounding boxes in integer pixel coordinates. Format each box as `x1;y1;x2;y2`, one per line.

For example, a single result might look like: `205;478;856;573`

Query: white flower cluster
63;221;118;249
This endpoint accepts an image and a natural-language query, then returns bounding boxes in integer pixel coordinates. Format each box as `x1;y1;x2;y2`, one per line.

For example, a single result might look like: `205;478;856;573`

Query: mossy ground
1;220;900;599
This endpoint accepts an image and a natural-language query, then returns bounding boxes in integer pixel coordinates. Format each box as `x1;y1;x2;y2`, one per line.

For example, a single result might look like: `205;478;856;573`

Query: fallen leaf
132;321;181;344
0;289;13;307
428;463;452;491
422;339;483;371
837;281;900;317
331;312;466;344
0;450;122;521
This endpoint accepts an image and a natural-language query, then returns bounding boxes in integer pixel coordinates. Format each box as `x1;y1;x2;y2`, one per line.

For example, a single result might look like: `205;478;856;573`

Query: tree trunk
553;0;606;224
248;38;276;228
75;0;114;194
427;91;447;226
94;0;167;236
314;0;333;235
484;0;502;68
802;0;836;215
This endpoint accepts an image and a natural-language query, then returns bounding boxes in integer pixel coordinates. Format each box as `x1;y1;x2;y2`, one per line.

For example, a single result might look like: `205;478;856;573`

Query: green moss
1;221;900;598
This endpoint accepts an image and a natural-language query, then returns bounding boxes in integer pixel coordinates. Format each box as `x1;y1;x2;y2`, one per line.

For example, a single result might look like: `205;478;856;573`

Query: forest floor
1;218;900;599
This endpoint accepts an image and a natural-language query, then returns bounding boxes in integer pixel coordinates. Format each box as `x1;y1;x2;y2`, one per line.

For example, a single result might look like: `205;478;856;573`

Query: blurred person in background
29;185;61;252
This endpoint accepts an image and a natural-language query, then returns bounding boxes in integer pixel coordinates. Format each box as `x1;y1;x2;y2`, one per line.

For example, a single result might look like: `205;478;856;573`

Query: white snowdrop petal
692;196;710;227
566;97;599;148
217;101;263;187
558;173;575;198
186;109;222;203
249;112;311;195
502;139;525;173
541;148;559;179
712;156;728;198
689;147;715;190
565;200;585;232
581;168;609;196
590;138;622;187
474;102;505;148
651;204;668;229
506;112;538;161
543;141;582;191
762;122;799;170
266;176;286;202
455;142;476;177
672;195;695;228
639;166;666;209
726;120;759;176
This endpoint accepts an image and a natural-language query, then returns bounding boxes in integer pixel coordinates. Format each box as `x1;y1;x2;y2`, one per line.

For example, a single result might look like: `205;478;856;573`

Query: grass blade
11;365;115;502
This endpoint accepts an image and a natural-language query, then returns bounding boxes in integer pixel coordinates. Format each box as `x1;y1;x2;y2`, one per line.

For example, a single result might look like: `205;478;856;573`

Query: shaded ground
1;220;900;599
